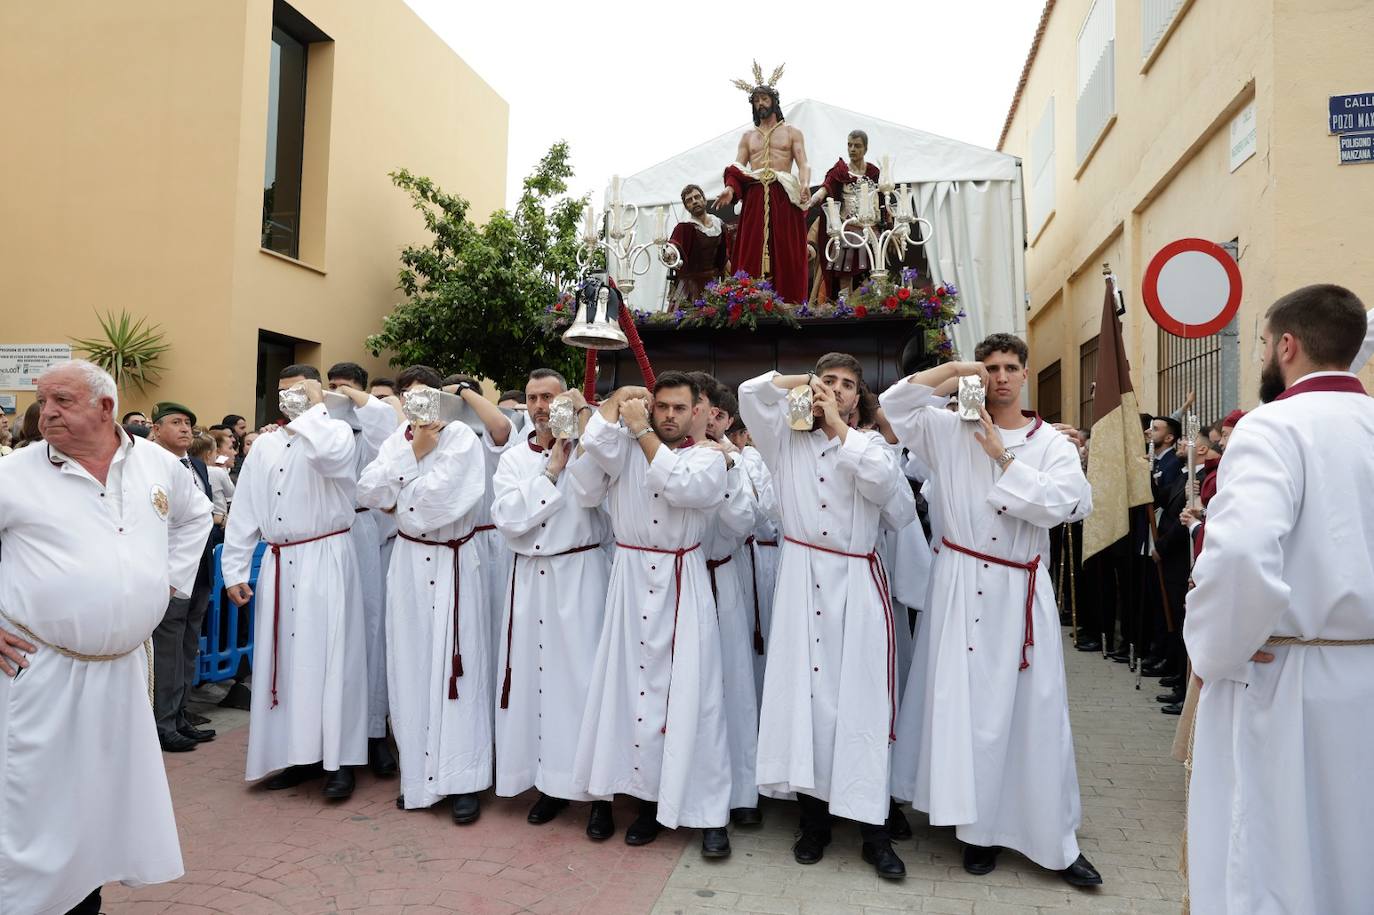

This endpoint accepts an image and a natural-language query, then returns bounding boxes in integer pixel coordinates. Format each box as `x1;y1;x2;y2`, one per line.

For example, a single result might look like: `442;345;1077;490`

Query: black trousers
66;888;101;915
797;792;889;844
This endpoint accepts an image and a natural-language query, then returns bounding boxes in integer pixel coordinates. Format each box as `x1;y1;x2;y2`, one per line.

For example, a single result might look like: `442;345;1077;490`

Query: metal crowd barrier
194;541;265;685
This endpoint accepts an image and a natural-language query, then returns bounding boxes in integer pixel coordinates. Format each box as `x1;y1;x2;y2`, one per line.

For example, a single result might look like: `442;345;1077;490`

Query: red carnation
553;302;564;312
884;296;899;310
763;301;774;313
854;305;868;318
897;287;911;301
936;285;947;296
728;304;742;320
741;278;752;287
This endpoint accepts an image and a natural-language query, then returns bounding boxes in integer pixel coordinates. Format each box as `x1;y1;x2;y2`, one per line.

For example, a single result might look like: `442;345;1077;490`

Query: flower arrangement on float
543;267;963;361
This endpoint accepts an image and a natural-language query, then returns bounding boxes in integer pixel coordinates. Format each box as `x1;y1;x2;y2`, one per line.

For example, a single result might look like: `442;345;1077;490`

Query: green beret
153;401;197;425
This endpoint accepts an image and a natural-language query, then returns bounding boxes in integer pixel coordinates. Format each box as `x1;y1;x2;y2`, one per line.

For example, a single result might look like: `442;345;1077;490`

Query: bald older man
0;360;211;915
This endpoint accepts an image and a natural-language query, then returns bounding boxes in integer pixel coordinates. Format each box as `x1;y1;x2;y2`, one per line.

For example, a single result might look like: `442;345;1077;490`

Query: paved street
108;630;1185;914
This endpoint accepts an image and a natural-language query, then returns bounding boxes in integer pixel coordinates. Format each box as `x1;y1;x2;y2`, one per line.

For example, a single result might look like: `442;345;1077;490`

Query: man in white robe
327;361;403;778
0;361;210;915
727;420;780;700
223;364;369;800
738;354;915;879
1185;284;1374;914
695;376;763;826
357;365;491;824
491;369;614;838
880;334;1100;887
569;373;733;859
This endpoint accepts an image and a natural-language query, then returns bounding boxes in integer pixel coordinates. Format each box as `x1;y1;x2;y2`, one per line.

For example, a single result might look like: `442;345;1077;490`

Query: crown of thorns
731;60;785;96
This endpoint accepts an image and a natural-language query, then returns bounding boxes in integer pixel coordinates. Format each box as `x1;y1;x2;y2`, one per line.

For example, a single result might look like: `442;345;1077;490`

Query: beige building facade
1;0;507;425
1000;0;1374;427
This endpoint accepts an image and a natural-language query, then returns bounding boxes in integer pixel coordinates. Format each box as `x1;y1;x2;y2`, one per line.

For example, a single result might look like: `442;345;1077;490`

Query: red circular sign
1141;238;1242;338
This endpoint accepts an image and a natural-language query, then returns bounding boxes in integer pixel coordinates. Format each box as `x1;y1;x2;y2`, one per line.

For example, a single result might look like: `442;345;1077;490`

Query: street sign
1338;130;1374;165
1329;93;1374;134
1141;239;1242;339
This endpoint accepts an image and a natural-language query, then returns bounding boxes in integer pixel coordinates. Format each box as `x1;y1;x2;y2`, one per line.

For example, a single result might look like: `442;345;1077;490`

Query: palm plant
71;310;171;393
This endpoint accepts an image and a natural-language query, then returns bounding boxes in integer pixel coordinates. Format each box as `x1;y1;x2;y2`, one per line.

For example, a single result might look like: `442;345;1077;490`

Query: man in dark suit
150;402;216;752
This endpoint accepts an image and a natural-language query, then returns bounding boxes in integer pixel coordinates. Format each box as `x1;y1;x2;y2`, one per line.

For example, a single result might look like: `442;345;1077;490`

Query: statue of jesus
716;63;810;305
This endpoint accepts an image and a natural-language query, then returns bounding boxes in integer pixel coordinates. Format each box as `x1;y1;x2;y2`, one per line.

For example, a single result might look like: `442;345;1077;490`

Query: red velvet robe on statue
724;164;808;305
667;216;727;304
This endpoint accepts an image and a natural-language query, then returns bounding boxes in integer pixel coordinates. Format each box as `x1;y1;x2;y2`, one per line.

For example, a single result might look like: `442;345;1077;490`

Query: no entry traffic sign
1141;238;1242;338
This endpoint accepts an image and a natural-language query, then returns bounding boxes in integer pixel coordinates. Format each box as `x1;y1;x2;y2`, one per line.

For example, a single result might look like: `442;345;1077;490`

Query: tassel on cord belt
398;528;483;700
264;526;353;708
940;537;1041;671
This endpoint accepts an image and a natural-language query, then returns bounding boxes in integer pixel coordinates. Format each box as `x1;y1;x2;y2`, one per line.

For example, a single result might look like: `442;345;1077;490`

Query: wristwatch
632;426;653;440
577;405;593;415
994;449;1015;469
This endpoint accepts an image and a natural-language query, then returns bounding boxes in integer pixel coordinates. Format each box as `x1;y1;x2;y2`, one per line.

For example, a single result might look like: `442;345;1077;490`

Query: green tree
366;142;596;387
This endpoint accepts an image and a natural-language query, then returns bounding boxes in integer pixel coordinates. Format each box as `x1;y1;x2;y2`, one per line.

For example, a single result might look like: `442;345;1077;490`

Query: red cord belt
265;526;352;709
615;541;701;734
782;536;897;741
498;542;602;709
940;537;1041;671
398;524;493;700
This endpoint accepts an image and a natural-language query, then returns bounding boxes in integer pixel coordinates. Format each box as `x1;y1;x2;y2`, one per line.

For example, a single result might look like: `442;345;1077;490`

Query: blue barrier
195;541;265;686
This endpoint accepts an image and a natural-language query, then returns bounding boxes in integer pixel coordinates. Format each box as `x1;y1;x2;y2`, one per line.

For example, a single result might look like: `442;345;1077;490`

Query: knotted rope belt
782;536;897;741
498;542;602;709
940;537;1041;671
744;536;766;655
398;525;490;701
615;541;701;734
266;526;352;708
0;609;154;705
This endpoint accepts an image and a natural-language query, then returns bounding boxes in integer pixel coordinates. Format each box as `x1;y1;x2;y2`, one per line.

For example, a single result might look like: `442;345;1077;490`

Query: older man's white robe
491;435;611;801
737;445;780;697
739;372;915;826
477;421;517;695
704;459;761;811
1185;373;1374;915
358;421;489;808
881;380;1090;870
570;412;731;829
345;396;403;739
223;405;369;781
0;432;209;915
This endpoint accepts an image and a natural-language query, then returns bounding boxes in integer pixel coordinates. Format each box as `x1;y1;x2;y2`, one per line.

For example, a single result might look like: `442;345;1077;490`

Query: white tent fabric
607;99;1026;355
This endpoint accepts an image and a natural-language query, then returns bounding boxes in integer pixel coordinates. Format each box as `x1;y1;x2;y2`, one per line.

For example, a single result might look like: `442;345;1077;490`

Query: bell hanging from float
562;273;629;350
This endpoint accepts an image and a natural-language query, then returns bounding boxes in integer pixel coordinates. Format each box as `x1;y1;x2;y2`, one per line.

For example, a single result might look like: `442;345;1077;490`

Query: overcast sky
404;0;1044;211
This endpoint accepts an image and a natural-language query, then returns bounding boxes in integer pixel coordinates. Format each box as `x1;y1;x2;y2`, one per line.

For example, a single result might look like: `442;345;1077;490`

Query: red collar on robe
826;158;880;184
404;425;414;441
1274;373;1368;401
671;435;696;450
527;432;553;454
1017;412;1045;438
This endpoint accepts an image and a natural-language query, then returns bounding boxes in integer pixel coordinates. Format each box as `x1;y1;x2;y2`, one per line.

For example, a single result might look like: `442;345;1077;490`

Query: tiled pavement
108;630;1185;914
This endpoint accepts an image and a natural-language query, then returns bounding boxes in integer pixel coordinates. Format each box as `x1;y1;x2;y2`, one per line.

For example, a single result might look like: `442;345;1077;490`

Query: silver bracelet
632;427;653;440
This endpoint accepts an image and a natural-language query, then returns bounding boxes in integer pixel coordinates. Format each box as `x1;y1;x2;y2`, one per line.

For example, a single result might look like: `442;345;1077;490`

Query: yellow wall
1003;0;1374;421
0;0;508;423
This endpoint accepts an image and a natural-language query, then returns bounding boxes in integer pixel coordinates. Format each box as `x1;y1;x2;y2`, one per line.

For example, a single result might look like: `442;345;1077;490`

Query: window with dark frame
261;3;330;259
1078;336;1100;427
1157;327;1223;424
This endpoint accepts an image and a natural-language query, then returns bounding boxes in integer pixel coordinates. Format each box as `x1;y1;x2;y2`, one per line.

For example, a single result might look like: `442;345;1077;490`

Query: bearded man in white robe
1185;285;1374;914
569;373;734;859
357;365;492;825
491;369;614;839
0;361;210;915
880;334;1100;888
738;353;914;880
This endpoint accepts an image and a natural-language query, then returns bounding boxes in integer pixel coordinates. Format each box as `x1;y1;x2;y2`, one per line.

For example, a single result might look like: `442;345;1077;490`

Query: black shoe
263;763;323;790
625;810;661;846
184;711;211;726
701;827;731;859
396;793;406;810
730;806;762;827
1156;690;1184;703
886;801;913;841
792;832;830;865
368;737;398;778
527;793;570;825
178;724;216;742
1141;654;1165;668
322;767;355;800
219;681;252;710
586;801;615;841
159;731;199;753
1061;853;1104;887
1160;673;1183;689
963;844;1001;875
862;841;907;879
1161;702;1183;715
1141;661;1172;678
1074;640;1102;653
451;793;481;825
1109;650;1131;664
